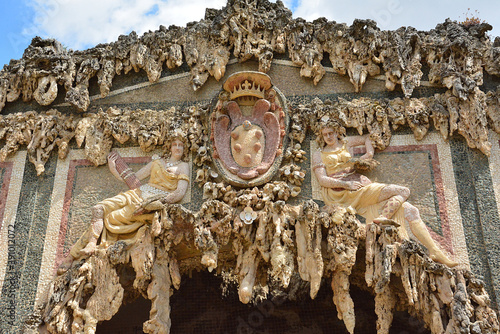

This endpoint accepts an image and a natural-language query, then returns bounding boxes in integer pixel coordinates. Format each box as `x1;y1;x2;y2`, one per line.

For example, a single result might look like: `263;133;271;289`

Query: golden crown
223;71;272;105
230;79;266;100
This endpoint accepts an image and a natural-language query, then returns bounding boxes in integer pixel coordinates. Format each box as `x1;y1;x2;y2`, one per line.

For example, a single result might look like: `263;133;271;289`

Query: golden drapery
320;146;409;239
70;159;189;257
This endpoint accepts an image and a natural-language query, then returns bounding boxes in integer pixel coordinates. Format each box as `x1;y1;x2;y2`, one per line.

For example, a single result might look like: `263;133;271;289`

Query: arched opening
97;270;430;333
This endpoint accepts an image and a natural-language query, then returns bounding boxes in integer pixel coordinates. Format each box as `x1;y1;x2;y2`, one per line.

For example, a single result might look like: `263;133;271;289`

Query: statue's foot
429;248;458;267
373;216;400;227
79;241;97;256
57;255;74;275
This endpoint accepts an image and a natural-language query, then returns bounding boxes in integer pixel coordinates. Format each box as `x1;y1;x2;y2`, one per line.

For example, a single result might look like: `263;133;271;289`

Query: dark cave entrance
97;270;430;334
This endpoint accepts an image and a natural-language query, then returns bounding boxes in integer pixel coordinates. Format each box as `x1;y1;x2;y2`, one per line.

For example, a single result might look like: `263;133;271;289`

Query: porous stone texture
1;92;500;176
27;202;499;334
1;0;500;333
0;0;498;111
0;0;499;173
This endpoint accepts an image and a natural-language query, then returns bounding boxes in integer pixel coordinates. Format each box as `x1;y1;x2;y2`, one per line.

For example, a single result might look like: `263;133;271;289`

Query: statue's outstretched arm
346;134;374;160
164;179;189;203
107;151;152;182
107;151;123;181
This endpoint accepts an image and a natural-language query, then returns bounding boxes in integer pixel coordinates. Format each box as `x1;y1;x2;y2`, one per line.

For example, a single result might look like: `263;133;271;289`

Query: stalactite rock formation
28;201;500;334
0;1;497;113
6;1;500;333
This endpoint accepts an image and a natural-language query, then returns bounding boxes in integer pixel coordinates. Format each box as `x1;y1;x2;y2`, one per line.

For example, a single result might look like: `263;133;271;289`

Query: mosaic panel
311;133;468;264
35;147;192;308
0;151;26;316
0;162;13;229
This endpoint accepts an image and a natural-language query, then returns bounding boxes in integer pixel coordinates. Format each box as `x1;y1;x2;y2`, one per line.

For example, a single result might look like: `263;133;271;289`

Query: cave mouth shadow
97;270;430;334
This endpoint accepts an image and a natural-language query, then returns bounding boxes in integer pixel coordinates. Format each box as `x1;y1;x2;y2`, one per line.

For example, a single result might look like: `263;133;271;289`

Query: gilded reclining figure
312;121;457;267
59;136;189;272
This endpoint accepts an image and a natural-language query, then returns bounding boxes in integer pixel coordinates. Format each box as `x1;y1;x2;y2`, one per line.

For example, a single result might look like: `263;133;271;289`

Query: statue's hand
107;151;119;176
107;151;119;162
135;194;169;214
346;181;364;191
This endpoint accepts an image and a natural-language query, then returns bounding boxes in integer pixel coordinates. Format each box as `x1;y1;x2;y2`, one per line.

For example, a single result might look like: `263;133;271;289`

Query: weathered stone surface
3;2;500;333
40;250;124;334
28;200;500;334
0;0;497;112
1;86;500;174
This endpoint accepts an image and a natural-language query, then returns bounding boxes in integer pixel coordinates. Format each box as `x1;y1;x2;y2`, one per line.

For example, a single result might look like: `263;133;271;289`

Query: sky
1;0;499;68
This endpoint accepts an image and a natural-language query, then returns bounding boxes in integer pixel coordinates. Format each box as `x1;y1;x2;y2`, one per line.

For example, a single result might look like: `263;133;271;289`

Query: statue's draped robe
70;159;189;257
319;145;409;239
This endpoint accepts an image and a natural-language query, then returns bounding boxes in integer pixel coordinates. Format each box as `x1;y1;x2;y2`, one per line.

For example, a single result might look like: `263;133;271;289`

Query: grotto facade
1;0;500;333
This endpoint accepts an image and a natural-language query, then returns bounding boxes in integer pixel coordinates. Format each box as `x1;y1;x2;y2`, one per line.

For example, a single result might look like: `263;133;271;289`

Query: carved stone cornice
0;0;498;113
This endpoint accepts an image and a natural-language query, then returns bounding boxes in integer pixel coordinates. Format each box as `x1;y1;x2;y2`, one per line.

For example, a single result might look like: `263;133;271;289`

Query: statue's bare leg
403;202;458;267
57;204;104;273
80;204;104;256
56;253;74;275
373;185;410;226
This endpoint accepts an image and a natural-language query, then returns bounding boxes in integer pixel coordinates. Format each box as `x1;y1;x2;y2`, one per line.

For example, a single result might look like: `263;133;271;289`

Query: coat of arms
211;71;288;187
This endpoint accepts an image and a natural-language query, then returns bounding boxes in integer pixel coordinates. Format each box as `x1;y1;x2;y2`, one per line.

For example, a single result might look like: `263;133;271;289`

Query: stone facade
1;0;500;333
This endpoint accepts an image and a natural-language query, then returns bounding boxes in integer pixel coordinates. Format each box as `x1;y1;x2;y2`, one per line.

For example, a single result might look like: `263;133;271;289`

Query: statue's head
316;119;346;148
164;131;189;161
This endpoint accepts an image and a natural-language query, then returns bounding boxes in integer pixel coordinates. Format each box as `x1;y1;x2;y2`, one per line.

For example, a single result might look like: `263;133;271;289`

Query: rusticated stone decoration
23;69;500;333
0;0;499;158
211;71;288;187
28;202;500;334
1;87;500;175
0;105;207;174
1;0;500;333
0;0;498;113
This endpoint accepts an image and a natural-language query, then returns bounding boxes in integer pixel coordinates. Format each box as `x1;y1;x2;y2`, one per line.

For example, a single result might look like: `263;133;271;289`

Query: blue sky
1;1;35;66
1;0;499;68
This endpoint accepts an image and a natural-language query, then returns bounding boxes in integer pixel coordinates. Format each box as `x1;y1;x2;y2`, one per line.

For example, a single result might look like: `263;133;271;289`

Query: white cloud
293;0;500;36
25;0;227;50
23;0;500;54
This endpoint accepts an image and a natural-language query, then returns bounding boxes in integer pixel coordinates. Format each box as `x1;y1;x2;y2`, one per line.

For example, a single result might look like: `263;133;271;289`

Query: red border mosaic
54;157;151;270
354;144;453;254
0;162;14;230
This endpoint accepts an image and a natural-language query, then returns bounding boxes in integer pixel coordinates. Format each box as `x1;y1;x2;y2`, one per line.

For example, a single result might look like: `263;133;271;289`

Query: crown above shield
223;72;272;106
211;71;289;187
